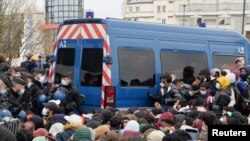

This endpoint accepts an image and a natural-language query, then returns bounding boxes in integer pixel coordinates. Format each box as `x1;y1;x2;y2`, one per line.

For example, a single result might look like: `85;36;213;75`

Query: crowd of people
0;52;250;141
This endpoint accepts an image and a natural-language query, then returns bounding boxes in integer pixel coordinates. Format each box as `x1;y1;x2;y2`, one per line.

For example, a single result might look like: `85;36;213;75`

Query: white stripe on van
57;25;68;40
72;26;80;39
64;24;77;39
87;24;98;39
80;26;89;39
97;24;106;38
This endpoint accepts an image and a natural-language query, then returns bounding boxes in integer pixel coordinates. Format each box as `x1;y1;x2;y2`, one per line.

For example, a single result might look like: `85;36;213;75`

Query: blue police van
51;18;250;110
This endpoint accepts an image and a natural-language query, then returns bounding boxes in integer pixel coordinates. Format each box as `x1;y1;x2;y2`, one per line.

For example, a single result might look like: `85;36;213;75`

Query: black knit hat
33;68;45;75
199;69;210;76
190;85;200;91
44;102;58;112
160;73;172;83
21;72;34;80
61;72;72;78
12;77;26;86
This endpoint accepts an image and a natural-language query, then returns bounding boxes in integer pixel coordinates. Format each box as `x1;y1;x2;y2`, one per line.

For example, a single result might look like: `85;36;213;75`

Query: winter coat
8;88;31;116
56;124;82;141
51;83;84;114
214;88;231;109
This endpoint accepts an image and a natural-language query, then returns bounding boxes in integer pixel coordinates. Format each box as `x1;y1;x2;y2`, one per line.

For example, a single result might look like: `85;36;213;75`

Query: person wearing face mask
148;73;178;110
186;85;205;109
199;82;213;109
42;101;62;130
8;77;32;117
21;72;45;116
6;67;27;81
33;68;49;88
50;72;84;115
213;76;231;113
0;75;12;110
22;53;40;74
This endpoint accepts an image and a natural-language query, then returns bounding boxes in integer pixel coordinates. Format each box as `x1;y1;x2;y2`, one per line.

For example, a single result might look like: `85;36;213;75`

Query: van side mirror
103;56;112;64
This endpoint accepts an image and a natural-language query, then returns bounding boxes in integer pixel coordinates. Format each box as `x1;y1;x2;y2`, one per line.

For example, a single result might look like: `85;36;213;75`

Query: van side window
161;51;208;78
81;48;103;86
55;48;75;83
213;55;243;71
119;49;155;87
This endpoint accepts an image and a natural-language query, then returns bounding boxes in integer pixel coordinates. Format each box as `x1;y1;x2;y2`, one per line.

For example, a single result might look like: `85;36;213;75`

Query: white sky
36;0;123;18
84;0;123;19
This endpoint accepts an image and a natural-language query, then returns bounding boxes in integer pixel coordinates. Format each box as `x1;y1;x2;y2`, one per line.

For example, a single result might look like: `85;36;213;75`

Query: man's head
235;57;245;69
200;82;210;95
23;121;35;132
21;72;34;88
172;79;181;89
61;72;72;86
25;50;33;60
43;102;58;117
33;69;47;84
198;69;210;82
160;73;172;87
0;79;7;95
12;77;26;94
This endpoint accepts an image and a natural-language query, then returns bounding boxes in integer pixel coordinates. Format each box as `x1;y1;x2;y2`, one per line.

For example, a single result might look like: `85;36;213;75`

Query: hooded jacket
55;124;82;141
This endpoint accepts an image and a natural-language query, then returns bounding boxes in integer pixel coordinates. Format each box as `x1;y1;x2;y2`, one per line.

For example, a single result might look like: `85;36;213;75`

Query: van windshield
55;48;75;84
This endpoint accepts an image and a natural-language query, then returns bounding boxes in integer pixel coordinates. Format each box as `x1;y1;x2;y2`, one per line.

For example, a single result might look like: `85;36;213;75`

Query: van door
75;39;104;110
55;40;76;84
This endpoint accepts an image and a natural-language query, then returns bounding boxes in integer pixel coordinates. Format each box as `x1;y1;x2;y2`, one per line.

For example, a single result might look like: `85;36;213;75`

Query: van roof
62;18;247;43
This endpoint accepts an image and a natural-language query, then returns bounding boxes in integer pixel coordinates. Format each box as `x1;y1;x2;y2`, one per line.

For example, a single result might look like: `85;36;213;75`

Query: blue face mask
215;83;221;90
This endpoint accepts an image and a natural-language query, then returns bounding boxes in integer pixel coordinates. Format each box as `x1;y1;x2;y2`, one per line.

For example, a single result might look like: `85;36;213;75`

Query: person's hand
154;102;161;108
46;133;56;141
196;106;207;112
192;79;200;85
174;100;180;106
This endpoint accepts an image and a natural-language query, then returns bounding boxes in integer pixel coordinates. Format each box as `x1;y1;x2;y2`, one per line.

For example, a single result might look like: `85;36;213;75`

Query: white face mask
27;82;33;88
0;89;7;95
18;88;25;95
42;107;48;116
61;80;68;86
160;82;165;88
200;90;207;95
39;75;47;84
189;91;195;96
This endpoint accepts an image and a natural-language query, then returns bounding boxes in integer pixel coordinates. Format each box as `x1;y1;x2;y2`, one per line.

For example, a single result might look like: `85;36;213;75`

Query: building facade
122;0;250;38
45;0;84;24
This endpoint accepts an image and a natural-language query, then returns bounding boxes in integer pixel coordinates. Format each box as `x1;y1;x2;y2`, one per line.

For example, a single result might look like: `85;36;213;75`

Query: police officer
51;72;84;114
21;72;46;115
8;77;32;117
33;68;48;88
0;74;12;110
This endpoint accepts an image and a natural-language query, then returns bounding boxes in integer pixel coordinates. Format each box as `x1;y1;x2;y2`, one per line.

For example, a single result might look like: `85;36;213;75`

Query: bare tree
0;0;45;65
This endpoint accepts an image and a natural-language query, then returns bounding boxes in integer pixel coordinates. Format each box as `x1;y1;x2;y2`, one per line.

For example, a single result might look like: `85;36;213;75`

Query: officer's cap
61;72;72;78
21;72;34;80
33;68;45;75
12;77;26;86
